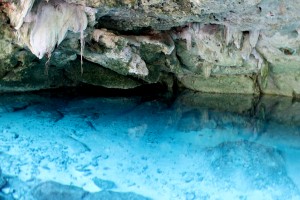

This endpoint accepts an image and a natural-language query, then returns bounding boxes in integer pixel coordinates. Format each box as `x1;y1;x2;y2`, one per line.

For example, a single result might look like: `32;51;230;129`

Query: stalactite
17;0;88;60
249;30;260;48
203;61;212;78
252;49;264;70
80;29;85;75
181;30;192;50
7;0;35;30
233;30;243;50
225;26;234;46
45;52;51;75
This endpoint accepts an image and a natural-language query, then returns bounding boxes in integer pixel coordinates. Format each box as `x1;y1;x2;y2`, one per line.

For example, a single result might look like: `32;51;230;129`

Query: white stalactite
252;49;264;70
8;0;35;30
17;0;88;59
249;30;260;48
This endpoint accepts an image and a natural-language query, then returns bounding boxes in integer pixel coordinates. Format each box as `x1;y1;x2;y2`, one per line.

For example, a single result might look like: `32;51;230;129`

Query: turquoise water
0;90;300;199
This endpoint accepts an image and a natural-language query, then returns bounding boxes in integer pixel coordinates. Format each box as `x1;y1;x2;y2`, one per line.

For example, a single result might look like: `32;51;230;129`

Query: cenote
0;86;299;200
2;0;300;199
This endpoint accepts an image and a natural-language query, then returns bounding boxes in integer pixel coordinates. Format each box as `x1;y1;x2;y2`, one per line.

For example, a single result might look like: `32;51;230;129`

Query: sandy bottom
0;93;300;199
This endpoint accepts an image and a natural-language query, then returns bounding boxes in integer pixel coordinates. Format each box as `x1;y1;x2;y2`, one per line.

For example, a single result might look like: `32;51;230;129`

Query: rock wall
1;0;300;97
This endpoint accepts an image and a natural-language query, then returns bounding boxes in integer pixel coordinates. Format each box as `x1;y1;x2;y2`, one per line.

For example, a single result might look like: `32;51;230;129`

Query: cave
0;0;300;199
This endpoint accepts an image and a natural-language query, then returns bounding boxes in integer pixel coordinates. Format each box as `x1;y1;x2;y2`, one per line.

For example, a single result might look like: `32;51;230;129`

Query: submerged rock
204;141;300;199
31;181;150;200
31;181;89;200
92;178;117;190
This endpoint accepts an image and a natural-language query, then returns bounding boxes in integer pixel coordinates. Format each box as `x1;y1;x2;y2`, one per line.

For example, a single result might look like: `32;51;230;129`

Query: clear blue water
0;91;300;200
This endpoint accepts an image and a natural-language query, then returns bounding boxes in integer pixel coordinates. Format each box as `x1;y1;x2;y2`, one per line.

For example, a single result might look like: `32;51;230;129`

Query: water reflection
0;90;299;199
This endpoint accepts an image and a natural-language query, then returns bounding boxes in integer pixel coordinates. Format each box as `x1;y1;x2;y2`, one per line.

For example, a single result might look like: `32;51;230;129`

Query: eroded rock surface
1;0;300;96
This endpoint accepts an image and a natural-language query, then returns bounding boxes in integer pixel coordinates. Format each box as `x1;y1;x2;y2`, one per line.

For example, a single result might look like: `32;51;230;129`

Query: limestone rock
31;181;150;200
65;59;142;89
1;0;300;96
179;74;258;94
6;0;35;30
204;140;299;199
18;0;88;59
31;181;88;200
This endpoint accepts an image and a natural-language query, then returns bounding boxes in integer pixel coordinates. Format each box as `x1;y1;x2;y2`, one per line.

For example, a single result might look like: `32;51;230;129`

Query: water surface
0;90;299;199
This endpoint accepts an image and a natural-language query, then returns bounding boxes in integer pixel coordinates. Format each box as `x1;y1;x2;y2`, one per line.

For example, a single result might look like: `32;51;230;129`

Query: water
0;90;300;200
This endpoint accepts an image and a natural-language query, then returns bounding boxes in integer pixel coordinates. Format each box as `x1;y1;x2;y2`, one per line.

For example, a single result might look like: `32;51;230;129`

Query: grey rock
87;190;151;200
92;178;117;190
1;0;300;96
204;141;300;199
31;181;150;200
31;181;89;200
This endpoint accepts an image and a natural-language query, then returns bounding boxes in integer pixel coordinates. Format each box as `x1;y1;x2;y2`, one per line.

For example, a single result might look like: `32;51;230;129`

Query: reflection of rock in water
31;181;150;200
176;90;300;127
176;109;203;132
176;108;256;133
128;124;148;139
205;141;300;198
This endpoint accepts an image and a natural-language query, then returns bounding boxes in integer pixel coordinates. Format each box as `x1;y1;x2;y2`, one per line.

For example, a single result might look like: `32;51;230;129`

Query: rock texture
1;0;300;96
31;181;150;200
